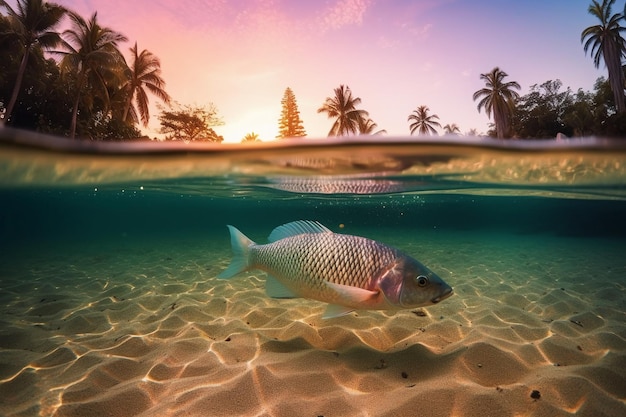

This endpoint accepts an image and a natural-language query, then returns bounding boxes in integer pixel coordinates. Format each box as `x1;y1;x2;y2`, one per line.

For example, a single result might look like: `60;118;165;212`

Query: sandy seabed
0;230;625;417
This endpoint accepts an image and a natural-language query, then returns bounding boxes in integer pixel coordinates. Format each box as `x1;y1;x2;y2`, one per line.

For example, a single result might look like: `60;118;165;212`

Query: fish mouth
431;287;453;304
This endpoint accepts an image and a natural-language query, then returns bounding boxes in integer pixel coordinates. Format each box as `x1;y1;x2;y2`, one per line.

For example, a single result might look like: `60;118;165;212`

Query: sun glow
218;108;281;143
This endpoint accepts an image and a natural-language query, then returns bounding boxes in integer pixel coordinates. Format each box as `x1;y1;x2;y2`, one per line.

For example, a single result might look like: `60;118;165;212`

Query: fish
218;220;453;319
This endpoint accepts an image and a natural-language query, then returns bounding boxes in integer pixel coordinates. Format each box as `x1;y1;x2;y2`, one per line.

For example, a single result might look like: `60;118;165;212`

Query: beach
0;229;625;417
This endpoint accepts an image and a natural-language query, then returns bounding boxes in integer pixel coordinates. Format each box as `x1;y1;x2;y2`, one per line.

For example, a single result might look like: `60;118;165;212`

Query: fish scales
250;233;398;290
218;221;453;318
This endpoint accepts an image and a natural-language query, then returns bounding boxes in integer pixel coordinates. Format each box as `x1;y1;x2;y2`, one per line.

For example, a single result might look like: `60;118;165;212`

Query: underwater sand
0;229;624;417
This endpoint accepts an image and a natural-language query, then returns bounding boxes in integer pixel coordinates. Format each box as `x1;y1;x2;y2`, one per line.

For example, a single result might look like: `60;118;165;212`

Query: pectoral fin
265;275;299;299
323;304;355;319
325;281;379;302
321;282;378;319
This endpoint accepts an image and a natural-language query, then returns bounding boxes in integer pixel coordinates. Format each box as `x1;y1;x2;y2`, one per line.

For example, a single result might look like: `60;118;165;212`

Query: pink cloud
321;0;371;31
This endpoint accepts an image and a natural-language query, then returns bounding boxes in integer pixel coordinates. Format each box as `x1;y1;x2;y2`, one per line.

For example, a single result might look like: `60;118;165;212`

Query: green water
1;129;625;308
2;128;626;246
2;186;626;247
1;129;626;417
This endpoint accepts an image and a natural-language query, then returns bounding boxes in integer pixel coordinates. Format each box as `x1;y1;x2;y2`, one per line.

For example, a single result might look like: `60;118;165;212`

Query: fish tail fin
218;225;255;279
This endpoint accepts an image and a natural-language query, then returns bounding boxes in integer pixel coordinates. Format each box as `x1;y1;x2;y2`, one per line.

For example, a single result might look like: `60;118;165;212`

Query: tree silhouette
277;87;306;138
0;0;67;125
473;67;520;138
581;0;626;113
443;123;461;135
121;42;170;127
55;11;128;139
408;105;441;135
317;84;369;136
357;117;386;135
158;101;223;142
242;132;260;142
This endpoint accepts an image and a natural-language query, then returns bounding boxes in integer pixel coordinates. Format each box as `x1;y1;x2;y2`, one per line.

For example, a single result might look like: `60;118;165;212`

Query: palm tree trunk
70;72;86;139
122;91;133;123
3;45;32;125
494;102;504;139
495;101;513;139
603;41;626;113
70;95;80;139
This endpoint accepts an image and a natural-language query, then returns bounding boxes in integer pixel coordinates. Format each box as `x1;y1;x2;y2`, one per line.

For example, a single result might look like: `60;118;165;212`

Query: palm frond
120;42;170;126
581;0;626;112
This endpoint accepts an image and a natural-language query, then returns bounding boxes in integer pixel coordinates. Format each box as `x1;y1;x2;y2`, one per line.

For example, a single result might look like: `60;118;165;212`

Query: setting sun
224;107;282;143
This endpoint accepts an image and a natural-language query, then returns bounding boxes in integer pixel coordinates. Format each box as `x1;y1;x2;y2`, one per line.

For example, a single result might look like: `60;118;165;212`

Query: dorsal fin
268;220;332;242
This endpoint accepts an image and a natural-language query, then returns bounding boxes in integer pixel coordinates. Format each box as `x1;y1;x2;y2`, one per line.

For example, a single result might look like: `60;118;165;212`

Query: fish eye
415;275;429;287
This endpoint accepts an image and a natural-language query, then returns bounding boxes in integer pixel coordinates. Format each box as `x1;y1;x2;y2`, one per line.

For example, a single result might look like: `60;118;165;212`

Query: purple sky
15;0;610;141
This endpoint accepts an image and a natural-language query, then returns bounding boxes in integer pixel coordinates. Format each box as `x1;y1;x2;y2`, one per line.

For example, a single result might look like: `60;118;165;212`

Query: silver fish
218;220;453;318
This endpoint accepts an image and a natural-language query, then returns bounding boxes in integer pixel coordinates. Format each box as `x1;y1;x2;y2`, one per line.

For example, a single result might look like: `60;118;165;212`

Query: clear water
1;128;625;417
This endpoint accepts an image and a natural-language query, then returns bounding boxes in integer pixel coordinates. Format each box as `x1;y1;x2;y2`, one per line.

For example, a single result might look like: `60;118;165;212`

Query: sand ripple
0;234;625;416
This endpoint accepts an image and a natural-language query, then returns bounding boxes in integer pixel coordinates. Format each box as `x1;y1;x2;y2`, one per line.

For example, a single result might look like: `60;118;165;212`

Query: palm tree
317;84;369;136
443;123;461;135
581;0;626;113
121;42;170;127
242;132;260;142
0;0;66;125
472;67;520;138
55;11;127;138
358;117;386;135
408;105;441;135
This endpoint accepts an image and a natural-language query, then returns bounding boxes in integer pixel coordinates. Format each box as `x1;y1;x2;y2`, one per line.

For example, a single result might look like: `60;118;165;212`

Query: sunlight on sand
0;232;624;417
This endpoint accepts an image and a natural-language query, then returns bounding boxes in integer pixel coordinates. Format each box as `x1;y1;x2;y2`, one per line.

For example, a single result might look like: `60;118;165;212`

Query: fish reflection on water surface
261;176;423;195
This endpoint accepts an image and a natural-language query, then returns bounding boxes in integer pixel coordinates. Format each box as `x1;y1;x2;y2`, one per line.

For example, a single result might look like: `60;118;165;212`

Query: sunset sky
37;1;608;141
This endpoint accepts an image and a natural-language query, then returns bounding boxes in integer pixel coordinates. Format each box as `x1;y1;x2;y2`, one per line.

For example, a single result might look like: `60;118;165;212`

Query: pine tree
277;87;306;138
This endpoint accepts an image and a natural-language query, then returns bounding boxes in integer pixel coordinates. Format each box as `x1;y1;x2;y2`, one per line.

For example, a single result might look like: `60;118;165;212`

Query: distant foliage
277;87;306;138
85;115;142;141
357;117;386;135
158;101;224;142
443;124;460;135
0;2;170;140
465;128;482;137
0;25;72;133
512;80;573;138
511;77;626;138
0;0;67;126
